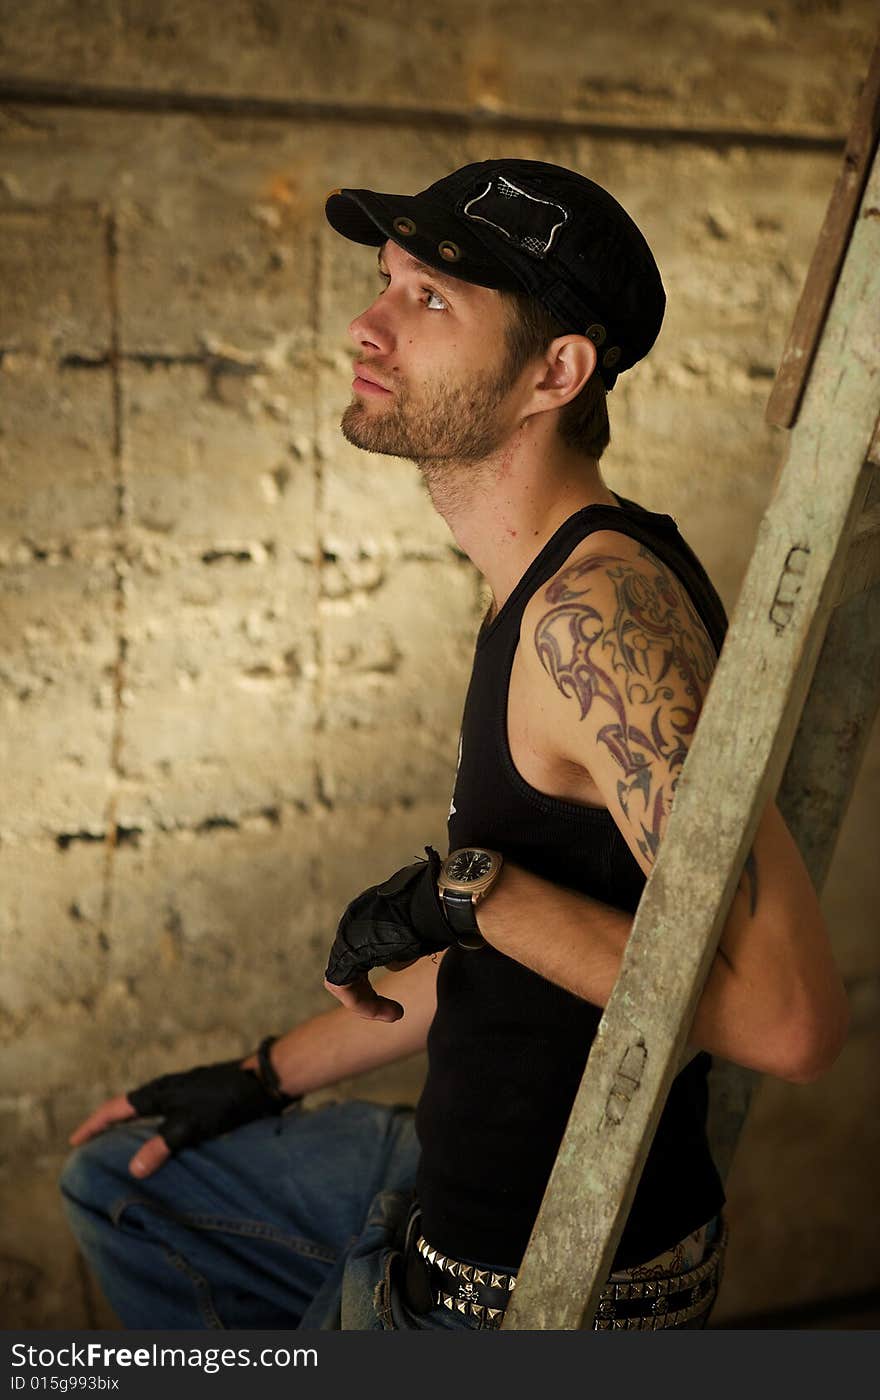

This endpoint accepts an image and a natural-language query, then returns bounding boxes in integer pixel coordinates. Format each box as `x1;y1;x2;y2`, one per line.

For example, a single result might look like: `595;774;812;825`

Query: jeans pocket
340;1187;412;1330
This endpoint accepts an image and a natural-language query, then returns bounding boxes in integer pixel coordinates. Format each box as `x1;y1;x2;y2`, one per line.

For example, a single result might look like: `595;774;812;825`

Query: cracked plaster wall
0;0;878;1329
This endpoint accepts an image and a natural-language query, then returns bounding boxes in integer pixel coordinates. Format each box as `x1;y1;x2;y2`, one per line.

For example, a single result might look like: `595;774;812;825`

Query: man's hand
324;847;453;1021
67;1055;295;1180
68;1093;168;1179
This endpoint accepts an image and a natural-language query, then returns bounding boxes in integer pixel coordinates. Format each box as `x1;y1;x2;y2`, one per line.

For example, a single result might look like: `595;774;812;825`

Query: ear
533;334;598;410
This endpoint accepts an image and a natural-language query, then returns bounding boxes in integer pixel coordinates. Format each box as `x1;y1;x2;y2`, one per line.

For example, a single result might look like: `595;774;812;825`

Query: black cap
325;159;665;391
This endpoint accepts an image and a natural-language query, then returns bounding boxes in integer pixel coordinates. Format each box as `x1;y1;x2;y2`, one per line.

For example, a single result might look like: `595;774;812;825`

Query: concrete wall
0;0;877;1328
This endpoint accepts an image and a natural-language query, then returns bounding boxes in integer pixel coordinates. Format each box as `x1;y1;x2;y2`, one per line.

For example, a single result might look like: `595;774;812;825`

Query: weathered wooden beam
778;579;880;891
503;136;880;1331
705;1060;759;1186
708;560;880;1181
765;34;880;430
835;500;880;606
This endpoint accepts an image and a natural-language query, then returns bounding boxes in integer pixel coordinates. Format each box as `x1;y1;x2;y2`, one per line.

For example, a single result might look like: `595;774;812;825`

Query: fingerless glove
324;846;452;986
127;1036;298;1153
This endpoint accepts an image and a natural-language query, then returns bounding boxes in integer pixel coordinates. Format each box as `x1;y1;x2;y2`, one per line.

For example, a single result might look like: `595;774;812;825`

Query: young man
61;160;848;1332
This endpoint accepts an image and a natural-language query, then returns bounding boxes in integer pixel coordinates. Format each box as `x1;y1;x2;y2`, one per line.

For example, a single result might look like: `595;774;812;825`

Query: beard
340;353;520;470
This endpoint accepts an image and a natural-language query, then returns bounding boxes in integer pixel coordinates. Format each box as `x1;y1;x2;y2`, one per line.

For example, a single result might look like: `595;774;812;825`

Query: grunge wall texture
0;0;878;1328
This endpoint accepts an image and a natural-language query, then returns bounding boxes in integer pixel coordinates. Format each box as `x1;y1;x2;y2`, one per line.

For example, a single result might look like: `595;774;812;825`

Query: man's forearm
474;863;759;1067
475;863;631;1014
243;953;443;1097
475;804;848;1082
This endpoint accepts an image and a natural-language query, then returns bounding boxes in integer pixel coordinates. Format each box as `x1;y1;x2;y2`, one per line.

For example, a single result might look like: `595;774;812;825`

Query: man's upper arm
517;539;848;1079
525;542;718;876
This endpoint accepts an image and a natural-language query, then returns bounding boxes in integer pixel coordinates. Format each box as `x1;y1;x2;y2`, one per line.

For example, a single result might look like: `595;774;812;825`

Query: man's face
341;240;523;465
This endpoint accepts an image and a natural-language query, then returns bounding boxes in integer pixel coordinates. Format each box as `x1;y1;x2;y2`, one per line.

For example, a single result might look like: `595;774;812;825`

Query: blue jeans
59;1100;481;1331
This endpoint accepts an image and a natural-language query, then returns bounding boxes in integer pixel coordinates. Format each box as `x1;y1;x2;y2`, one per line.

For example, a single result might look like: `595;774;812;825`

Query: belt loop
403;1200;422;1256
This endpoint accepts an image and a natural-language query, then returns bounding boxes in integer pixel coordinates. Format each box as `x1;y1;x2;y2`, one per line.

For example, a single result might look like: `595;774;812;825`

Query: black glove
324;845;453;987
127;1036;298;1153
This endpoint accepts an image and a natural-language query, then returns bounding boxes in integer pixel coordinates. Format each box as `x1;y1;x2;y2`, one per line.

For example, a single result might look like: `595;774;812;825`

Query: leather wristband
256;1035;297;1105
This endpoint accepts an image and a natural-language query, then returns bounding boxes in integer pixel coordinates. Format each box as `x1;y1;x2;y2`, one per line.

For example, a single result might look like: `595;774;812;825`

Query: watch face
446;849;495;883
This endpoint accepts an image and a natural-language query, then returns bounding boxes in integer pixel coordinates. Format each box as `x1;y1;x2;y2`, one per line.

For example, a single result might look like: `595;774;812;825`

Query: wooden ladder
503;34;880;1331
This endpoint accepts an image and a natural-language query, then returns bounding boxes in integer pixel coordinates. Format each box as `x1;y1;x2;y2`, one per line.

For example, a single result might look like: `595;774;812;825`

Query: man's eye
375;273;446;311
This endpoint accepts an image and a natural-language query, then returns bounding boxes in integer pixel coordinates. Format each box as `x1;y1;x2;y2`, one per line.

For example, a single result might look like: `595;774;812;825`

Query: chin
341;415;400;458
340;402;370;443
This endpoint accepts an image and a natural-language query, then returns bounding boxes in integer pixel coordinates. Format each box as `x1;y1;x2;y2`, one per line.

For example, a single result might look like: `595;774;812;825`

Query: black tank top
415;493;728;1269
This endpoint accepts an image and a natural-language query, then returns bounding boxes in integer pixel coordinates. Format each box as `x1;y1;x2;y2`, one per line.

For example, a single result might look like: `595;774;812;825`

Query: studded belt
407;1217;728;1330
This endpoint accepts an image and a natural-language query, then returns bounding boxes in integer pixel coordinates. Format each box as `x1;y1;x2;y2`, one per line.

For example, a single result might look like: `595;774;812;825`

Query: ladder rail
707;563;880;1182
765;32;880;430
778;574;880;892
708;446;880;1181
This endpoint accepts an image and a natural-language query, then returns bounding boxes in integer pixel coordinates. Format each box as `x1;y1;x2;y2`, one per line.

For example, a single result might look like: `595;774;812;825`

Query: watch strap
440;891;486;951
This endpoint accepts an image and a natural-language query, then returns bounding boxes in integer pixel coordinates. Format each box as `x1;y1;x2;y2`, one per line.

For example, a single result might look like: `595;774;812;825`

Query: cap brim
325;187;522;292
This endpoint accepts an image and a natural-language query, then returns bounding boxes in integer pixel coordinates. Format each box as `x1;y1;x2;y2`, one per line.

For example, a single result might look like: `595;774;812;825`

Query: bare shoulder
517;527;719;866
521;528;717;674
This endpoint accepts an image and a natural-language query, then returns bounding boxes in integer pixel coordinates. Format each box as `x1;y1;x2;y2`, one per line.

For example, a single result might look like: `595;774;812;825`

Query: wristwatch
437;847;504;950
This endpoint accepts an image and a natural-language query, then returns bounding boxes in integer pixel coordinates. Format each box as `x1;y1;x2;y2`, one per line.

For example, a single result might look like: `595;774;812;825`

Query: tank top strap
479;494;685;647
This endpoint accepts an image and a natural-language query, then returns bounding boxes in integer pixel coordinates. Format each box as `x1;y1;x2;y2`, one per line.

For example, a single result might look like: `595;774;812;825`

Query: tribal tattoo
739;849;759;918
533;548;716;866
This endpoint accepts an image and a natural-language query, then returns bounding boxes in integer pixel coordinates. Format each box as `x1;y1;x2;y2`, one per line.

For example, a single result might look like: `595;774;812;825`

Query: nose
348;293;395;356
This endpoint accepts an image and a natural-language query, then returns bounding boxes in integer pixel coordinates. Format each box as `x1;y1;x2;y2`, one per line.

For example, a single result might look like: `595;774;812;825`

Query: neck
419;424;619;614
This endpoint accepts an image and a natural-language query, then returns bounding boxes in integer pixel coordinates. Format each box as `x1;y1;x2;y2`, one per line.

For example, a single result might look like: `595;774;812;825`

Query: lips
353;363;392;392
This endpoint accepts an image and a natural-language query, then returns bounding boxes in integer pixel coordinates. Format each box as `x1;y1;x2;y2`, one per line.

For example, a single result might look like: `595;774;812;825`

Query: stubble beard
340;356;520;493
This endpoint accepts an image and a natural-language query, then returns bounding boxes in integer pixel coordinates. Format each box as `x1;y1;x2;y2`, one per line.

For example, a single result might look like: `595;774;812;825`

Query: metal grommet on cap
393;216;417;236
602;346;621;368
438;240;461;261
585;323;607;346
